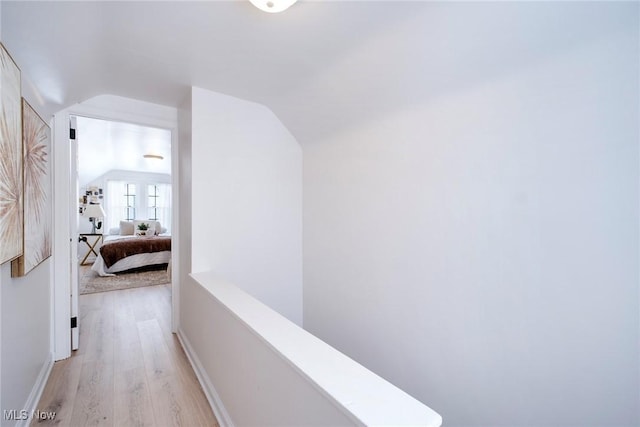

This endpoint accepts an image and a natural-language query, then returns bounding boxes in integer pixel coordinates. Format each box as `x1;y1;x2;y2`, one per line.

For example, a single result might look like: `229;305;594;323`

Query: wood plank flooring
32;284;219;427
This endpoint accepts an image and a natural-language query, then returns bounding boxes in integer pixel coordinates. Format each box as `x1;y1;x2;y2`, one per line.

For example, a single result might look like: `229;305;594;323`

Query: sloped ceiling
2;0;407;144
76;116;171;186
2;1;632;144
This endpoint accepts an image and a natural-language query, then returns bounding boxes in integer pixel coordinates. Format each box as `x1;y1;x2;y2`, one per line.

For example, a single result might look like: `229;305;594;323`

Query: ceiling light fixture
143;154;164;160
249;0;297;13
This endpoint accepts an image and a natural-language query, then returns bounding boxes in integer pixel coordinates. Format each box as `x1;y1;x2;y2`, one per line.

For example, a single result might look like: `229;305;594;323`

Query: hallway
32;285;218;426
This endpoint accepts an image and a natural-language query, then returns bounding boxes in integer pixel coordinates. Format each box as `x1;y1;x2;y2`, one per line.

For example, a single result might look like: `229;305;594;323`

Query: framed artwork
0;43;23;265
11;100;52;276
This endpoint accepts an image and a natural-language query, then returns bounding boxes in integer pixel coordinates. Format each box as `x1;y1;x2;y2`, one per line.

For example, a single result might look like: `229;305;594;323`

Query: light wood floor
32;284;219;427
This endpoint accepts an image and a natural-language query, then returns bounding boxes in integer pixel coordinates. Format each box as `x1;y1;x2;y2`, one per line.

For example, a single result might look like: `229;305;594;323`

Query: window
125;184;136;221
148;183;171;232
148;185;159;220
105;180;171;233
105;181;136;230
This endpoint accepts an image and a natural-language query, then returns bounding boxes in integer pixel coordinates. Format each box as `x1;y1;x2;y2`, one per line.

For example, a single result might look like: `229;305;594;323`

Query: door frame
52;97;180;360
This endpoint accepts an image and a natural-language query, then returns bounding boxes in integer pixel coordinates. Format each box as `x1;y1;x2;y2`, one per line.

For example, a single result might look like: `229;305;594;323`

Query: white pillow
119;221;135;235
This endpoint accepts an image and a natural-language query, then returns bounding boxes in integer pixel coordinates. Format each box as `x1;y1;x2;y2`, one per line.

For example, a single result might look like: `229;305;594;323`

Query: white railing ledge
190;270;442;427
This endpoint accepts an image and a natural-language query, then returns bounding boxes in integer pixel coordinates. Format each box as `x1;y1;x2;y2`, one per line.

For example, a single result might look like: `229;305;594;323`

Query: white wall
0;261;51;425
177;89;192;332
303;3;639;426
182;271;441;426
190;87;303;325
0;43;52;423
180;274;355;426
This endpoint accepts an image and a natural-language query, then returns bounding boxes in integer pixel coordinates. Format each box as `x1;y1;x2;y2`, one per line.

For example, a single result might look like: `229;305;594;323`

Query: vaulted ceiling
2;1;633;145
4;0;412;144
76;116;172;186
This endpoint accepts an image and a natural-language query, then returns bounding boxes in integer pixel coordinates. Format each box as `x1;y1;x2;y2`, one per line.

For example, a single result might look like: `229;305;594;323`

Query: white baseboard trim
177;329;233;427
16;352;54;427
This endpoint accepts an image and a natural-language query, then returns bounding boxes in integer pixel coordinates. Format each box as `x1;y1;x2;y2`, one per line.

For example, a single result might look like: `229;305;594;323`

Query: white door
70;116;79;350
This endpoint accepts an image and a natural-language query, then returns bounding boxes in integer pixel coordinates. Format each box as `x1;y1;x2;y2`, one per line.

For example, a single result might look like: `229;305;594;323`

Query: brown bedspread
100;237;171;268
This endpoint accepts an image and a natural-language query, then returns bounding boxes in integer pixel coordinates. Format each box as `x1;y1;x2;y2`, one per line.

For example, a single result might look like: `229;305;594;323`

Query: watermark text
4;409;56;421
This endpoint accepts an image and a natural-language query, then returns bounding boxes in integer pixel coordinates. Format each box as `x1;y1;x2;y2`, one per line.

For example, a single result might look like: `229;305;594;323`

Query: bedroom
76;116;172;294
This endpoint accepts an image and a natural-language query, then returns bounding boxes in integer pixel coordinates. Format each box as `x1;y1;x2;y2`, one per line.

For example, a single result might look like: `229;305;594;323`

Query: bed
91;220;171;277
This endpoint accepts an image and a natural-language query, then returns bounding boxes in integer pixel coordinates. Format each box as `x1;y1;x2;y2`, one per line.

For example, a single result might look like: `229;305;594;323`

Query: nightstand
79;233;103;265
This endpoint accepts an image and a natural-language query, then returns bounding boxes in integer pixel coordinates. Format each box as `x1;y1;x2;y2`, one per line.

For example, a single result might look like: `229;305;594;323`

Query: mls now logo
3;410;56;421
3;410;28;420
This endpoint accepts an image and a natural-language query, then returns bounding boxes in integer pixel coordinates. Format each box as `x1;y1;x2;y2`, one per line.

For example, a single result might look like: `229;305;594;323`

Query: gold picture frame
0;43;23;265
12;99;52;277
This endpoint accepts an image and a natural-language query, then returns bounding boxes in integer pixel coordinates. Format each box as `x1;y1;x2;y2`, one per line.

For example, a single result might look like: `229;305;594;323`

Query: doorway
51;96;180;361
73;116;173;348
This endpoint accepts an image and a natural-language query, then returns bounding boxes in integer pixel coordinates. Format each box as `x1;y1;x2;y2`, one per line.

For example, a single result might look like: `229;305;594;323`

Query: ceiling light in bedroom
249;0;297;13
143;154;164;160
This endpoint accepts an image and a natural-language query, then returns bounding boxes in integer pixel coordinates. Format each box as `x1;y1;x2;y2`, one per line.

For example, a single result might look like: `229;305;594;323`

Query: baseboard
177;329;233;427
16;352;54;427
